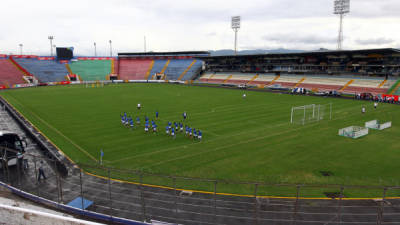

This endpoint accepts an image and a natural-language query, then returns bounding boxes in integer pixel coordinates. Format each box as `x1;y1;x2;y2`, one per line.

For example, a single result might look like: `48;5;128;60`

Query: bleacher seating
341;77;394;94
247;74;276;85
201;73;230;83
395;87;400;95
164;59;193;80
118;59;152;80
198;73;213;82
380;79;396;89
180;60;203;80
0;59;26;86
226;73;253;84
198;72;394;95
274;75;303;87
14;58;68;83
149;60;168;79
69;60;111;81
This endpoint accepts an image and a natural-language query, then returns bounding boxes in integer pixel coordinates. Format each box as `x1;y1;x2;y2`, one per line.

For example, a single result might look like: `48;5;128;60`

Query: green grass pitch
1;83;400;197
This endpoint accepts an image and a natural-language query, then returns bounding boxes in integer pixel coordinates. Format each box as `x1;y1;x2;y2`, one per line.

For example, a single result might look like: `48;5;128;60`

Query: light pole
19;44;23;55
109;40;112;56
334;0;350;50
94;42;97;56
48;36;54;56
231;16;241;55
144;36;146;53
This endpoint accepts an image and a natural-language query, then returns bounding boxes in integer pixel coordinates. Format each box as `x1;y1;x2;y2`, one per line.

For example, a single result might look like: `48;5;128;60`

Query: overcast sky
1;0;399;55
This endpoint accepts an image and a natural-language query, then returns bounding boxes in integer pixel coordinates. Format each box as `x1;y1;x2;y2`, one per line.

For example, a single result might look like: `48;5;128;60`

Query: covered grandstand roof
199;48;400;59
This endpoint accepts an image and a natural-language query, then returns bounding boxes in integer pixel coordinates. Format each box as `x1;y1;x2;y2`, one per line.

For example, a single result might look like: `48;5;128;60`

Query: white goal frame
365;120;392;130
338;126;369;139
290;103;332;125
84;81;105;88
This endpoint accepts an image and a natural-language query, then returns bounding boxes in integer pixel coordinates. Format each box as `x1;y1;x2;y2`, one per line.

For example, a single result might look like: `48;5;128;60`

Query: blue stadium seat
164;59;193;80
149;59;168;78
15;58;68;83
181;60;203;80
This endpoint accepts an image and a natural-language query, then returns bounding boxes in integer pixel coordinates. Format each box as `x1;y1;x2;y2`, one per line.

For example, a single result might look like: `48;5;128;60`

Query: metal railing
1;152;400;225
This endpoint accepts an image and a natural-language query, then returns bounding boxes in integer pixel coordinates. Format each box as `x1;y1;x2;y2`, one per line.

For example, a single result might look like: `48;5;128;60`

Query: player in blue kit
171;127;176;138
136;116;140;125
153;123;157;133
130;118;134;129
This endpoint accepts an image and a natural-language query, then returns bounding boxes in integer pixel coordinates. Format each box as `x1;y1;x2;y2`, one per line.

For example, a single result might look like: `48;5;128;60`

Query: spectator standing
38;161;46;182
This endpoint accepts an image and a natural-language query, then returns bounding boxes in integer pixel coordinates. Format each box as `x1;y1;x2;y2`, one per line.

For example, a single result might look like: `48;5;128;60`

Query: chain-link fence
2;151;400;225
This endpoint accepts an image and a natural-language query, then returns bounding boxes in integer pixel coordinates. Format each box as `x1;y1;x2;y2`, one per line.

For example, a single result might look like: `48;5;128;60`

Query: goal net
338;126;368;139
84;81;105;88
365;120;392;130
290;103;332;125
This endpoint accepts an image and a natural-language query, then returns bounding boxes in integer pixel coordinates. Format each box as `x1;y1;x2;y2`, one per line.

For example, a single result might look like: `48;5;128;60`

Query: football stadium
1;1;400;225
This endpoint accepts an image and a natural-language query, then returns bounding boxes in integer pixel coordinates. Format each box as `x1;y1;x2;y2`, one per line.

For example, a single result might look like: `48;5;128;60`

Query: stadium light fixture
109;40;112;56
231;16;240;55
48;36;54;56
333;0;350;50
94;42;97;56
144;36;146;53
19;44;23;55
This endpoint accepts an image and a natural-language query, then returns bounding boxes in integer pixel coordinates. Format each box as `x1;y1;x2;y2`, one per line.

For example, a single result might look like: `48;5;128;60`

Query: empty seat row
14;58;68;83
69;60;112;81
0;59;26;86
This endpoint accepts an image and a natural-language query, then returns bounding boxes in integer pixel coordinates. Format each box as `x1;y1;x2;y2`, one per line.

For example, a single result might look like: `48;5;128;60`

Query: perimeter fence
2;151;400;225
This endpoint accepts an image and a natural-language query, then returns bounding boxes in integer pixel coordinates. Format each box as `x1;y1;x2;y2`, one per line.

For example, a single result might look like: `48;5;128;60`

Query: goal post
84;80;105;88
291;103;332;125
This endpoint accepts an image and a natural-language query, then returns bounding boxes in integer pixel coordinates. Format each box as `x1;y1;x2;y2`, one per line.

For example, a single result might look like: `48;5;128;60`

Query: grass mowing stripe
1;83;399;197
4;94;97;162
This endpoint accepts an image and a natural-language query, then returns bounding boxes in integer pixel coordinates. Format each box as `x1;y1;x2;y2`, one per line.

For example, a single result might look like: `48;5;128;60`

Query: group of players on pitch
120;108;202;140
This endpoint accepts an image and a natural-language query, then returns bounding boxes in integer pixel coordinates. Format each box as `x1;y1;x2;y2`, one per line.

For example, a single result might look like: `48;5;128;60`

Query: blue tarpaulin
67;196;93;210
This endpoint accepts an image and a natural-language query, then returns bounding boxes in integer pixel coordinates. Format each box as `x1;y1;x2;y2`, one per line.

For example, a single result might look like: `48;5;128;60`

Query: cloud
355;38;395;45
0;0;399;55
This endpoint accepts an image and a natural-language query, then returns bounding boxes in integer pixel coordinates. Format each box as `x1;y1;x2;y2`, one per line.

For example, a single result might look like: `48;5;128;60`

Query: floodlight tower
48;36;54;56
19;44;23;55
231;16;241;55
334;0;350;50
109;40;112;56
144;36;147;53
94;42;97;56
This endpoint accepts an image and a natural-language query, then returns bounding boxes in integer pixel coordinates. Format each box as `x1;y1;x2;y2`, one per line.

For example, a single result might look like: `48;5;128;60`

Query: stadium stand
164;59;194;80
274;75;303;87
225;73;253;84
179;59;203;80
297;75;348;91
249;74;276;85
118;59;152;80
342;77;396;94
0;59;26;87
199;48;400;95
69;60;112;81
200;73;230;83
388;79;400;95
149;59;168;79
200;72;394;95
14;58;68;83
